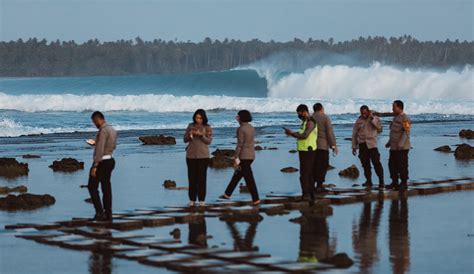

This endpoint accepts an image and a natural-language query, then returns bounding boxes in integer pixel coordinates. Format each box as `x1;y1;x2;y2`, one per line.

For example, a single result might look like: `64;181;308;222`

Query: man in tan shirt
385;100;411;191
87;111;117;221
312;103;338;192
352;105;384;188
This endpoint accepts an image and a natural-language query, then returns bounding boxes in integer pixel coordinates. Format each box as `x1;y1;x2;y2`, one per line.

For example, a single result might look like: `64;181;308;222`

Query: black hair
91;111;105;120
237;110;252;122
393;100;404;110
360;105;369;112
296;104;309;113
313;103;323;112
192;109;209;125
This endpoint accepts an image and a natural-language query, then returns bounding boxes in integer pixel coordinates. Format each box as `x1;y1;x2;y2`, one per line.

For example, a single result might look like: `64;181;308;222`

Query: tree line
0;35;472;77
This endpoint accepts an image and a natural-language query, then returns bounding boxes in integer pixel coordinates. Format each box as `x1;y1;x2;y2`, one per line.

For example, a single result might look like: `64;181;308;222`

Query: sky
1;0;473;43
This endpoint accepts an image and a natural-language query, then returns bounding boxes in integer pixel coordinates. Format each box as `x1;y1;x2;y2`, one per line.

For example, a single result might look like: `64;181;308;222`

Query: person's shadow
188;218;208;247
298;212;336;262
225;220;260;251
389;196;410;274
88;252;112;274
352;197;384;273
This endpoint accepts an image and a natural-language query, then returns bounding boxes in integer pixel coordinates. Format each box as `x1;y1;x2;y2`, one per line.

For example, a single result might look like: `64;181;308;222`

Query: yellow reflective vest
297;118;318;152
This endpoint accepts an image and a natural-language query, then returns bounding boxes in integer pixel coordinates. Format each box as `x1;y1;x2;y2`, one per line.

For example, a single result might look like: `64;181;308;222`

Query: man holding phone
87;111;117;221
284;104;318;202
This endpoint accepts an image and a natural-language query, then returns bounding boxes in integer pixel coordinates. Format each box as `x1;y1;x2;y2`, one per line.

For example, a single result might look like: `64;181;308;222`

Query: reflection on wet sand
389;196;410;274
225;220;260;251
352;197;384;273
298;212;336;263
88;252;112;274
188;218;208;247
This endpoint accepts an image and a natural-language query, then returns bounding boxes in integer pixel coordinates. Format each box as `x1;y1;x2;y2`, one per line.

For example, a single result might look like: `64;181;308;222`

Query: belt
102;155;113;160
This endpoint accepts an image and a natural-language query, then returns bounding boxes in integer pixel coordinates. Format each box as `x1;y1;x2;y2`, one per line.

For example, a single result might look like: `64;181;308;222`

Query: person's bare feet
252;200;261;206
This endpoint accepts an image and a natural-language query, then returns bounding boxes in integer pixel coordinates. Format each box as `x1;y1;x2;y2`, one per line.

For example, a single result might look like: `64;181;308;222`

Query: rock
459;129;474;139
344;138;352;141
372;111;394;117
22;154;41;159
434;145;452;152
239;183;249;193
352;184;360;187
0;158;29;178
209;156;234;169
454;143;474;160
139;135;176;145
320;253;354;268
163;180;177;189
267;147;278;150
288;150;297;154
0;193;55;210
338;165;359;178
211;149;235;157
280;167;299;173
49;158;84;172
0;185;28;194
170;228;181;239
255;145;263;151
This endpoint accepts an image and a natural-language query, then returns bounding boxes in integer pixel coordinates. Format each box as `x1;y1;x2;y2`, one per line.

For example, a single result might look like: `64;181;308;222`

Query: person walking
312;103;338;192
219;110;260;206
385;100;411;191
284;104;318;202
352;105;384;188
87;111;117;221
184;109;212;207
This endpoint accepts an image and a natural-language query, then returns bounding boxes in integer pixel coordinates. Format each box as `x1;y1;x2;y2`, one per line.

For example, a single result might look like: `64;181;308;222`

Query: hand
90;167;97;178
284;128;293;136
332;146;339;156
352;148;357;156
233;158;240;168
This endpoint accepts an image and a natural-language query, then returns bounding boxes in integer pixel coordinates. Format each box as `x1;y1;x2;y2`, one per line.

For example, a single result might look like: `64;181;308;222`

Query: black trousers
388;150;409;185
314;149;329;187
299;151;315;199
225;160;260;202
358;143;384;184
88;159;115;216
186;158;209;202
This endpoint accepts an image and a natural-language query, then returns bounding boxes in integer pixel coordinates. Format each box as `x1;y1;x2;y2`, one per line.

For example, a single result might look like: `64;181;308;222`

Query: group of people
85;100;411;221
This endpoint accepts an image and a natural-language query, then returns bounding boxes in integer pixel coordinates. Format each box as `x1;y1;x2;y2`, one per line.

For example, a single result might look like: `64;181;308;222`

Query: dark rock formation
211;149;235;157
459;129;474;139
338;165;360;178
280;167;299;173
139;135;176;145
454;143;474;160
209;149;235;169
0;158;29;178
434;145;452;152
288;149;297;154
0;185;28;194
0;193;55;210
49;158;84;172
170;228;181;239
163;180;177;189
254;145;263;151
320;253;354;268
22;154;41;159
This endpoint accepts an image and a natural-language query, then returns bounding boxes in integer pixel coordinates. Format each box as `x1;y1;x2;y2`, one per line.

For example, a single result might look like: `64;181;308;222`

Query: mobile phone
85;139;96;146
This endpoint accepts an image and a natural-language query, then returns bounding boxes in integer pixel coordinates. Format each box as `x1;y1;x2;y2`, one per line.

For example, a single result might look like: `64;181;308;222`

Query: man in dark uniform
385;100;411;191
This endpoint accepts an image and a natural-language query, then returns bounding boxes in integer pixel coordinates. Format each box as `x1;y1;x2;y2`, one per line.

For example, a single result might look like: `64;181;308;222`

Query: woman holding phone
219;110;261;206
184;109;213;207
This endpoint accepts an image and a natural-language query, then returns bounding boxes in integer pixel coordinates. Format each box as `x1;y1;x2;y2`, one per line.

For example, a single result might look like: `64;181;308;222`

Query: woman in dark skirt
220;110;261;206
184;109;213;207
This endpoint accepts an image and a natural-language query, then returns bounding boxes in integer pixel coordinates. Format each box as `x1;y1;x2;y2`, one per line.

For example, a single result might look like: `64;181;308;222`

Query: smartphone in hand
86;139;96;146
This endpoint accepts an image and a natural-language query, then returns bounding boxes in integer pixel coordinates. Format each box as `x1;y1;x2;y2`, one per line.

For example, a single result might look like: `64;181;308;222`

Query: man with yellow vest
284;104;318;202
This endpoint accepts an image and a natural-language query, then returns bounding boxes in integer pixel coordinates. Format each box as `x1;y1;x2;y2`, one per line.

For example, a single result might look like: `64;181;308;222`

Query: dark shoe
219;194;230;200
385;183;399;190
378;183;385;189
362;181;373;187
398;183;408;191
